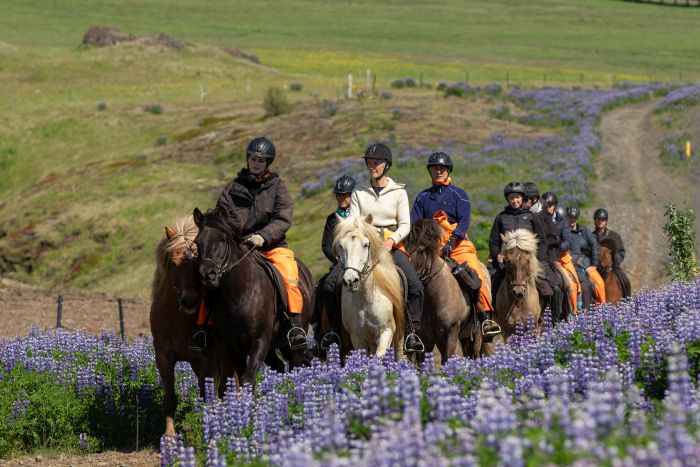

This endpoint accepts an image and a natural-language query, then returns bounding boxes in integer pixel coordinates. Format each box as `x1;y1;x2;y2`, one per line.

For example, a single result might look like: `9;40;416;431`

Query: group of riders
188;136;632;355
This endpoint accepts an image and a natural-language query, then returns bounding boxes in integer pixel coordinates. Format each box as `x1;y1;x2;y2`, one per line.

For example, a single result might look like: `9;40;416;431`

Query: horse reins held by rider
201;241;256;281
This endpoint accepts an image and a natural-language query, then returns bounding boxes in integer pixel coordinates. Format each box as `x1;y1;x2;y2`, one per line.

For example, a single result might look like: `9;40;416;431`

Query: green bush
663;203;698;282
289;82;304;92
144;104;164;115
263;87;292;117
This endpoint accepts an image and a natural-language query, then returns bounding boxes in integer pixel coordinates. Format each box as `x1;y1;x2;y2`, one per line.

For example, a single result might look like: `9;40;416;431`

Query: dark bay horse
598;240;623;305
495;229;542;339
193;206;314;389
150;216;219;438
404;219;477;362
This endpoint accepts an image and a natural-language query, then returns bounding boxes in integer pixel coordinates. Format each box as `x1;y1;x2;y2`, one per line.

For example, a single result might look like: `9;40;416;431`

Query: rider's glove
441;235;458;257
244;234;265;248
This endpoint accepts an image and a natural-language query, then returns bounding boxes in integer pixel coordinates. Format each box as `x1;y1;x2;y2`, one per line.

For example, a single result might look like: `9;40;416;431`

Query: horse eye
363;242;369;249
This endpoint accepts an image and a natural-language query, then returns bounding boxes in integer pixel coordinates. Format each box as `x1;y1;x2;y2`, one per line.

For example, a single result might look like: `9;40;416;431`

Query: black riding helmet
363;143;392;176
333;175;356;194
426;152;453;172
503;181;527;200
594;208;609;221
555;205;567;221
566;206;580;218
541;191;558;207
524;182;540;200
246;136;276;166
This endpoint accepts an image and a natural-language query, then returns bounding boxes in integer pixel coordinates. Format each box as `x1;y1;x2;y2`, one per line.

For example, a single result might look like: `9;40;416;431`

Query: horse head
598;241;615;278
335;214;383;293
163;217;201;315
404;218;443;280
193;206;238;289
500;230;540;300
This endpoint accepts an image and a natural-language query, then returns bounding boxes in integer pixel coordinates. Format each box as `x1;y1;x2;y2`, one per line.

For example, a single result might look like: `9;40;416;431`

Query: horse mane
334;217;405;336
404;219;442;254
201;208;240;240
500;228;541;279
152;215;198;300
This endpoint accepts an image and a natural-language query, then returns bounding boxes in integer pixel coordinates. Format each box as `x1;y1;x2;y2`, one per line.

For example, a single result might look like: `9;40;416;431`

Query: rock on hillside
82;26;185;51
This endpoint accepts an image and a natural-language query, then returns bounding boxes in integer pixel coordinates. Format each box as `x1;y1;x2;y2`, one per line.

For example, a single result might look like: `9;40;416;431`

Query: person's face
247;155;267;175
596;218;607;230
429;165;450;184
547;204;556;215
522;197;533;209
365;157;386;179
336;193;351;209
568;216;578;229
507;193;523;209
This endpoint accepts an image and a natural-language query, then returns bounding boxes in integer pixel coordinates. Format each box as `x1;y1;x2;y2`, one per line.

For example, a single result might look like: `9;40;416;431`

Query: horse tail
373;259;404;346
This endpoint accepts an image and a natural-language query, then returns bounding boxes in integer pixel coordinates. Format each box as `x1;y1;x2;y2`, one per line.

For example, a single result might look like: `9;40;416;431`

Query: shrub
379;91;393;100
263;87;291;117
436;82;448;92
404;77;416;88
97;101;107;111
489;104;512;120
289;82;304;92
663;203;698;282
322;100;339;118
390;79;405;89
144;104;163;115
155;136;167;146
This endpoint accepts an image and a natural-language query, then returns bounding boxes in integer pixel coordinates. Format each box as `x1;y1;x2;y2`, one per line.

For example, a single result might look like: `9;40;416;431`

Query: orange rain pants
558;252;581;313
433;211;494;313
587;266;607;305
197;247;303;325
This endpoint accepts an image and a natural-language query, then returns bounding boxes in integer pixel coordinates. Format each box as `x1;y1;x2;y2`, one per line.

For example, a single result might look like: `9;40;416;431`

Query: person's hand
441;236;458;257
383;238;395;251
244;234;265;248
497;254;504;264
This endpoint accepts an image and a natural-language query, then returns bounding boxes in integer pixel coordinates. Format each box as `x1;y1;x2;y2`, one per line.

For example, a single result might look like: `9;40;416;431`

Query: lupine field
0;278;698;465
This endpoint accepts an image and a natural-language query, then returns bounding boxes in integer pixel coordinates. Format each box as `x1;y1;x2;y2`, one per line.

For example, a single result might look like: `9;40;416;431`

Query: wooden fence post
56;294;63;328
118;298;125;340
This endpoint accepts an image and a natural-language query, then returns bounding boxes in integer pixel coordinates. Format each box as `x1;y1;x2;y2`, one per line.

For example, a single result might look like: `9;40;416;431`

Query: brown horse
598;240;623;305
193;206;315;390
495;229;542;339
150;215;219;438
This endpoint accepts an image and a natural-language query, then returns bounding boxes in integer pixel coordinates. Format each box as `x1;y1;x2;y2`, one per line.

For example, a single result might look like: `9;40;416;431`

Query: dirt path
591;100;696;290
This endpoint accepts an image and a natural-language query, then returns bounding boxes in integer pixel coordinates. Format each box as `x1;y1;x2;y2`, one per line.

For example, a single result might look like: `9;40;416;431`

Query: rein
200;234;256;282
418;254;446;286
343;259;379;287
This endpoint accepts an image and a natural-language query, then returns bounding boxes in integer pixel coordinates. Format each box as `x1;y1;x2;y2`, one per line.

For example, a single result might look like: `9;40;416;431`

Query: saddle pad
250;251;289;315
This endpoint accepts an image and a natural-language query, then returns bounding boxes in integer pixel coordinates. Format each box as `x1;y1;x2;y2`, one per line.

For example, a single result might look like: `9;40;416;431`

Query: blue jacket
411;183;471;239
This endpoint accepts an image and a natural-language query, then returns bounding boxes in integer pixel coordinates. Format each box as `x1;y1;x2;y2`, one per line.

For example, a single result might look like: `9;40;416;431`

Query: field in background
1;0;699;299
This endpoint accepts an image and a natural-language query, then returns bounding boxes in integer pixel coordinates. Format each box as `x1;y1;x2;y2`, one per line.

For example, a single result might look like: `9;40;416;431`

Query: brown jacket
215;169;292;250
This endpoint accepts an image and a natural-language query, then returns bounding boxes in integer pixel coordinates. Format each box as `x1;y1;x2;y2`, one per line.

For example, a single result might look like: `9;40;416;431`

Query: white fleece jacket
349;177;410;245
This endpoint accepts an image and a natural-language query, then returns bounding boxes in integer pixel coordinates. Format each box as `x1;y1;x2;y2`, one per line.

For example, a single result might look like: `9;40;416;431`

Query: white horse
334;214;405;358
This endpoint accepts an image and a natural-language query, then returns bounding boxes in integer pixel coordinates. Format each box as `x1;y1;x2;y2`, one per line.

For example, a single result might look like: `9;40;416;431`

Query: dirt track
589;100;697;290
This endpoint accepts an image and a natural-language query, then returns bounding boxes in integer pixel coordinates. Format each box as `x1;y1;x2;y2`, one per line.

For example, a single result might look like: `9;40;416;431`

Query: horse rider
565;206;606;309
488;182;548;305
593;208;632;298
523;183;568;321
189;136;307;353
541;191;580;313
349;143;425;353
410;152;500;336
316;174;355;348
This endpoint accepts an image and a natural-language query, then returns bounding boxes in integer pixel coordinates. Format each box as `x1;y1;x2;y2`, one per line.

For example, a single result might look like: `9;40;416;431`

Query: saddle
445;257;482;292
250;251;289;316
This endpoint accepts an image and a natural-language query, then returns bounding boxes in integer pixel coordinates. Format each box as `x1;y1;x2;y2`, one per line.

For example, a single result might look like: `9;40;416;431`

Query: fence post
56;294;63;328
118;298;125;340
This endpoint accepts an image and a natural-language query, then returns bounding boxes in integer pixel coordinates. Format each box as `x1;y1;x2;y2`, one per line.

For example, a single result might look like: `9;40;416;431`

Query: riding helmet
363;143;392;175
541;191;558;207
503;181;527;200
555;205;567;221
426;152;453;172
524;182;540;200
246;136;276;164
593;208;609;221
566;206;581;218
332;175;356;194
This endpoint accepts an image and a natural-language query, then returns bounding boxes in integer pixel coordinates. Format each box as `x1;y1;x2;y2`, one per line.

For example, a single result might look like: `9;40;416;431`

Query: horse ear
364;214;373;225
193;207;204;226
165;226;176;239
500;233;507;242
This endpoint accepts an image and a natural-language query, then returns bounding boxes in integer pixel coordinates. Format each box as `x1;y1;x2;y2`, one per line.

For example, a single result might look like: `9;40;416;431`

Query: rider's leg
187;298;212;354
577;269;593;310
391;249;425;352
320;263;343;349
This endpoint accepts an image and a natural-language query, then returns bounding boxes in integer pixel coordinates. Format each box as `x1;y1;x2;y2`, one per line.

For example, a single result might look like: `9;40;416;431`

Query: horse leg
239;338;270;388
154;351;177;438
438;326;460;364
374;328;394;358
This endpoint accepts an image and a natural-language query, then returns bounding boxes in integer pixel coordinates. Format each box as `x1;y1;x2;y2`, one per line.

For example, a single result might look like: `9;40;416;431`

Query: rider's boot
404;331;425;353
404;292;425;353
478;311;501;337
187;327;212;355
287;313;308;350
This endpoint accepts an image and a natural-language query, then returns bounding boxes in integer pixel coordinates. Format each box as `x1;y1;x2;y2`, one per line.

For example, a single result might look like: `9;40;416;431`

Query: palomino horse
495;229;542;339
150;215;218;437
334;215;405;358
598;240;624;305
193;206;314;390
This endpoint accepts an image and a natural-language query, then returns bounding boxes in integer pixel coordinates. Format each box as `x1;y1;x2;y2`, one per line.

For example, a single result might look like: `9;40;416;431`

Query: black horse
193;206;314;390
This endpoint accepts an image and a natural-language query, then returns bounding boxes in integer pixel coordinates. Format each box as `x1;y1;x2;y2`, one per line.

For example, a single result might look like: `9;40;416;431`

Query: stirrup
481;319;501;337
187;329;209;354
404;333;425;353
287;327;308;351
320;332;341;350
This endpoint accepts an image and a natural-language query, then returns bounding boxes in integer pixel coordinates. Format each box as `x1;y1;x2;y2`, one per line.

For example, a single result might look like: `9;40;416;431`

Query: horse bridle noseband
418;255;446;286
342;256;378;287
200;239;256;282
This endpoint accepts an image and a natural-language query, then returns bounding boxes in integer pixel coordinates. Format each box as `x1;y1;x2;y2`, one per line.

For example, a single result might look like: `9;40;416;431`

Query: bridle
417;251;445;286
200;233;256;283
504;257;531;295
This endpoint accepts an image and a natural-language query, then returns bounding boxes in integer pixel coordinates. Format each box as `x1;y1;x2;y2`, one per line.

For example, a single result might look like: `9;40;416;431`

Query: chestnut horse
150;215;218;438
598;240;624;305
494;229;542;339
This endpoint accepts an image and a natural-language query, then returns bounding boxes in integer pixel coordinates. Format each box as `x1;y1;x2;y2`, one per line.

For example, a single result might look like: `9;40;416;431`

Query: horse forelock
153;215;198;299
404;219;442;254
501;229;540;279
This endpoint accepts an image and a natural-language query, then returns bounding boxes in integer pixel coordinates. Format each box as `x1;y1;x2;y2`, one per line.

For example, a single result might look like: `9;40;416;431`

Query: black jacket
569;223;599;268
215;169;292;250
536;211;563;263
322;212;340;264
594;228;626;265
489;206;547;261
